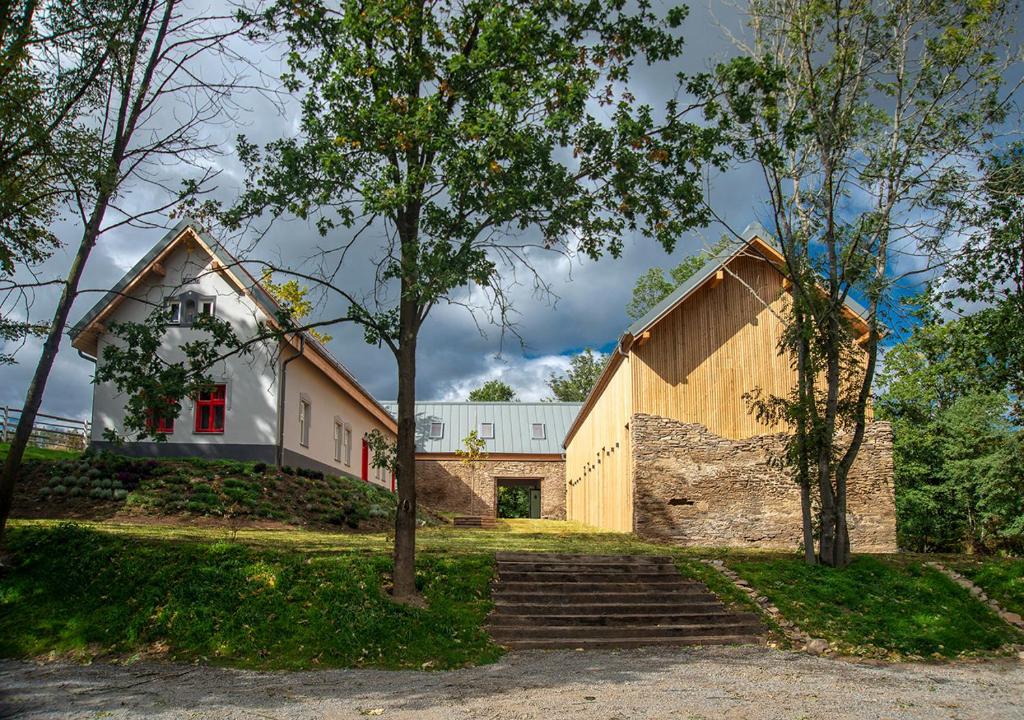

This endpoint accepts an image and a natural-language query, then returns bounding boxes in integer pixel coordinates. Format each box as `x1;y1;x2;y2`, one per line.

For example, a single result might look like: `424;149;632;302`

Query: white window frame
344;424;353;466
299;396;311;447
531;423;546;440
479;422;494;439
334;419;344;462
167;301;181;324
200;299;215;317
428;421;444;439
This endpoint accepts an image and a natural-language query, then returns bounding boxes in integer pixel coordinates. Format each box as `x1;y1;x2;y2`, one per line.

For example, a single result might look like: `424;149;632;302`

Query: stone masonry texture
415;457;566;519
631;413;897;551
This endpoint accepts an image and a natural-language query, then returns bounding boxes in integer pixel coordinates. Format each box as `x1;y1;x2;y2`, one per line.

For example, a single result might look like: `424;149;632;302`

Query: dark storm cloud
0;1;804;413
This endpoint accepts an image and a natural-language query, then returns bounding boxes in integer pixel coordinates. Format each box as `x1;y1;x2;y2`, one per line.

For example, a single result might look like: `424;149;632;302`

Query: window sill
193;430;225;435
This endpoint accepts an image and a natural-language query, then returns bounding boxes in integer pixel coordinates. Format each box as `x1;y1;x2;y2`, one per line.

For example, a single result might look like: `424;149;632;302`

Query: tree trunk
0;199;108;540
391;271;419;602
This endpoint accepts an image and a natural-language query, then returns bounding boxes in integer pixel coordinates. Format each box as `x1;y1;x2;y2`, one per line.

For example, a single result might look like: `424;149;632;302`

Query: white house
69;219;397;488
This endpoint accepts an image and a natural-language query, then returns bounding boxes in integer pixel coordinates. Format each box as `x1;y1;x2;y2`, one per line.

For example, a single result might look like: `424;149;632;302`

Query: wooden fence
0;407;90;451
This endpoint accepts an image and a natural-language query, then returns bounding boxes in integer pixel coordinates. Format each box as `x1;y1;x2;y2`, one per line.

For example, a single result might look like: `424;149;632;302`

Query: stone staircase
452;515;499;529
487;552;764;650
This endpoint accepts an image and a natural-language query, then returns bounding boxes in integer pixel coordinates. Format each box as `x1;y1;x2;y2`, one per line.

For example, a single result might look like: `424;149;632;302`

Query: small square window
428;422;444;439
479;422;494;439
531;423;546;440
200;300;214;316
168;302;181;324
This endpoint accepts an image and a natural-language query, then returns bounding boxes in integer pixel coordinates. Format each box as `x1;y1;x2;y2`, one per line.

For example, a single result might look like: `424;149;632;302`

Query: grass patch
950;558;1024;618
729;555;1023;658
0;523;500;670
0;442;81;462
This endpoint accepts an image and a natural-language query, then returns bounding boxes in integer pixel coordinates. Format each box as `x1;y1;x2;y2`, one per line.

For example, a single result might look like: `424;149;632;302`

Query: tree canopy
546;349;604;402
468;379;517;402
626;236;730;322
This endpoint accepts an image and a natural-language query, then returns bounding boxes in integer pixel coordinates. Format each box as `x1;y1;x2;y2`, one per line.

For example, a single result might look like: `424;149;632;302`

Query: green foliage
467;380;517;402
546;348;605;402
626;236;730;321
730;556;1023;658
496;486;529;518
0;523;501;669
455;429;488;464
952;558;1024;618
878;315;1024;553
260;271;332;344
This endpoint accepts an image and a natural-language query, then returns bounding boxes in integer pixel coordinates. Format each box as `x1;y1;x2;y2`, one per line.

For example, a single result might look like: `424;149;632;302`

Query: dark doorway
496;478;542;519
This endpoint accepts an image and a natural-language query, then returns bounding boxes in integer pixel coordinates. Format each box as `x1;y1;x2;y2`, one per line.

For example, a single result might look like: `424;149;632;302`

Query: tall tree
0;0;134;363
878;312;1024;553
0;0;262;538
936;143;1024;422
546;349;604;402
701;0;1017;566
627;236;729;321
468;380;517;402
214;0;714;601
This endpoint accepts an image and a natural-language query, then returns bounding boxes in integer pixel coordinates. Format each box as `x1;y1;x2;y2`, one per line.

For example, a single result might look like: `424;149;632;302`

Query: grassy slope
951;558;1024;618
0;442;81;462
729;555;1023;658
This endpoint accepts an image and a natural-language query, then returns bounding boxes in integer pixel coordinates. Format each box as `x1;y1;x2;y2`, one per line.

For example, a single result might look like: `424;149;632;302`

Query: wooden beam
708;269;725;289
636;330;652;347
782;277;793;291
856;331;872;346
150;262;166;277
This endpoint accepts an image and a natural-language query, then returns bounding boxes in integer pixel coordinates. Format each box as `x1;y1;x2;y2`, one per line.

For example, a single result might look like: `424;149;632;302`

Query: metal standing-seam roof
381;401;583;455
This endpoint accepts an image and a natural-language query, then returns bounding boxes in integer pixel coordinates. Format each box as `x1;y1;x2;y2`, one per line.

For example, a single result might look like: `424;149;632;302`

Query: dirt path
2;646;1022;719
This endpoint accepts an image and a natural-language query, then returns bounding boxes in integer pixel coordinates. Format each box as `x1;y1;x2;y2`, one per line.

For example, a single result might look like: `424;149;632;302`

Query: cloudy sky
0;0;1020;420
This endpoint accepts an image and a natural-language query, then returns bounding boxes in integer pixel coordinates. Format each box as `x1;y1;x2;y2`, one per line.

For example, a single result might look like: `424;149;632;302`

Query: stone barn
562;224;897;551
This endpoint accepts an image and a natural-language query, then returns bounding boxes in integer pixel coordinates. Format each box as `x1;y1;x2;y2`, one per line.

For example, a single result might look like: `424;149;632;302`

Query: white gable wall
89;241;280;452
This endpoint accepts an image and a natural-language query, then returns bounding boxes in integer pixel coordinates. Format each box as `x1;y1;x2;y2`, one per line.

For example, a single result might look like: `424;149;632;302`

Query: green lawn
950;557;1024;618
729;555;1024;658
2;519;1020;668
0;442;82;462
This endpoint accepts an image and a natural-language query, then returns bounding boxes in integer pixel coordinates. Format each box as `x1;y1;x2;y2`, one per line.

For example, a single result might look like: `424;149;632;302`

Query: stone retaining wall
415;457;566;519
631;413;897;551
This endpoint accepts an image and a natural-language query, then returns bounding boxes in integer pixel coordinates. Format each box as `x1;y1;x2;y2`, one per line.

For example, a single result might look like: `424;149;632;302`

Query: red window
361;438;369;481
146;407;175;434
194;384;226;433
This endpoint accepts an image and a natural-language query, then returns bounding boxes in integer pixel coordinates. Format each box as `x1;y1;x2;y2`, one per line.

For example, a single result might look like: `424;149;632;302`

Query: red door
390;471;396;493
361;438;369;481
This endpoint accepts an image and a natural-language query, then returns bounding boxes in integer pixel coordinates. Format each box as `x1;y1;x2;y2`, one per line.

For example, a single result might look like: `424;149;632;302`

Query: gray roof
381;401;583;455
626;222;868;338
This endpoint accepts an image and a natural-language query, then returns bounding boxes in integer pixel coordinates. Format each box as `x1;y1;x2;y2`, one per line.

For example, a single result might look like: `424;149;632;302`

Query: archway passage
495;477;542;519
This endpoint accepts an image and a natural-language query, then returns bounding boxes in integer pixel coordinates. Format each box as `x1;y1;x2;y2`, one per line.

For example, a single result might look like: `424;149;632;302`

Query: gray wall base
89;441;277;464
281;447;365;483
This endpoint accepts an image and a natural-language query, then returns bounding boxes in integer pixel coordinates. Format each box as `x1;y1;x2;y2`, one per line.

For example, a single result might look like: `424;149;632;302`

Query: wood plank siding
630;252;795;439
565;353;633;532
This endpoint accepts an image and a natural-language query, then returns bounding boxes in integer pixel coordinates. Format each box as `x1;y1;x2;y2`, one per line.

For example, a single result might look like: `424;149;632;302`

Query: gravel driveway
2;646;1022;720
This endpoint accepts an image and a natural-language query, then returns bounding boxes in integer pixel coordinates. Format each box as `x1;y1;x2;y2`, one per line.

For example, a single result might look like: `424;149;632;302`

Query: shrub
253;462;268;474
281;466;294;475
113;489;128;500
68;487;83;497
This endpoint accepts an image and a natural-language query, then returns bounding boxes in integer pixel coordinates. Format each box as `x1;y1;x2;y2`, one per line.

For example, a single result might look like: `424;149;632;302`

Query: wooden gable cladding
629;253;796;440
565;352;633;532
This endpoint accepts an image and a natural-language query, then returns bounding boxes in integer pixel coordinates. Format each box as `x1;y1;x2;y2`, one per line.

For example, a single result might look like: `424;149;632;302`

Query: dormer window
479;422;494;439
531;423;546;440
428;422;444;439
167;301;181;324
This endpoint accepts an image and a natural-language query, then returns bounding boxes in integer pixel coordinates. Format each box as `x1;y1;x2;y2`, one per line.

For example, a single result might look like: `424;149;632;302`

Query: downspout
276;334;305;468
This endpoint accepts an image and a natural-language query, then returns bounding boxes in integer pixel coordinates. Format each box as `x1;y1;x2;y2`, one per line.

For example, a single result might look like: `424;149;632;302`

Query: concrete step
488;622;765;641
488;611;763;627
492;600;728;614
497;634;762;650
496;561;681;574
497;571;697;584
495;552;674;565
493;580;708;594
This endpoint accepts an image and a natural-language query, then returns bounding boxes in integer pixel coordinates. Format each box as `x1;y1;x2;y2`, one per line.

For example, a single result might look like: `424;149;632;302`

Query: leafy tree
0;0;261;538
497;486;530;518
936;143;1024;422
700;0;1016;566
546;349;604;402
467;380;517;402
627;236;730;321
205;0;715;602
878;315;1024;553
261;272;333;344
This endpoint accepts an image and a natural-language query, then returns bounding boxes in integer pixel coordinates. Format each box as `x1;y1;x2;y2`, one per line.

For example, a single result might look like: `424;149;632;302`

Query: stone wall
630;413;897;552
415;457;566;519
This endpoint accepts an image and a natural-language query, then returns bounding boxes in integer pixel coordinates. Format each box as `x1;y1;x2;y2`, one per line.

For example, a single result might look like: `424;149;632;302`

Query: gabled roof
380;401;582;455
562;222;871;448
71;218;396;432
